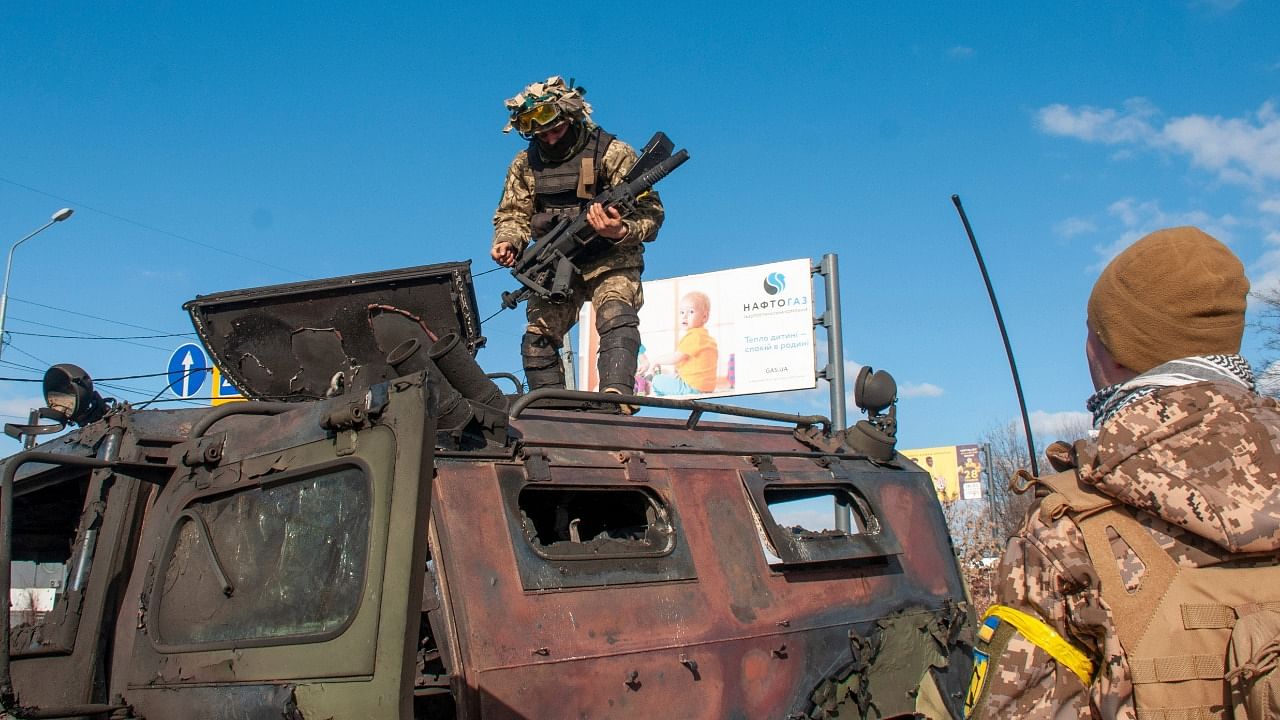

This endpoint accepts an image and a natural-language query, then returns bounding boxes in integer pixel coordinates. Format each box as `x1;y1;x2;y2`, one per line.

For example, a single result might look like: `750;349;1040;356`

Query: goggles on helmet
513;102;563;135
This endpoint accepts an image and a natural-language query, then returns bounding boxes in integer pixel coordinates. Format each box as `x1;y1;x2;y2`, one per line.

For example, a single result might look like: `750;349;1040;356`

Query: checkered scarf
1086;354;1255;429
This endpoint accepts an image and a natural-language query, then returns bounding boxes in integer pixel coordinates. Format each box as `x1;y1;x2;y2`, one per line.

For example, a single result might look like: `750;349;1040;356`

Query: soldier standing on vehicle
491;76;664;403
967;226;1280;720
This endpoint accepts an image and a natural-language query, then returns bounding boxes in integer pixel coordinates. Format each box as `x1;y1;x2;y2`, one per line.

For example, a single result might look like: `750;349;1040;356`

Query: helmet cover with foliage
503;75;592;138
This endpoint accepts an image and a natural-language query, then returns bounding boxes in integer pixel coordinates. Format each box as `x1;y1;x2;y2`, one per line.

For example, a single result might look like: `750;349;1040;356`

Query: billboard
901;444;983;503
957;444;984;500
577;258;817;399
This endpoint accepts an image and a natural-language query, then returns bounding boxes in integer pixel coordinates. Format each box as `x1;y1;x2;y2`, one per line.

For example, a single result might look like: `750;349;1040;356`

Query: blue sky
2;1;1278;452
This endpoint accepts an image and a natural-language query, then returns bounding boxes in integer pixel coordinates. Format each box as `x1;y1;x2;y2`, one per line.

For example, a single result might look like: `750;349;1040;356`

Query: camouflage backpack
1036;461;1280;720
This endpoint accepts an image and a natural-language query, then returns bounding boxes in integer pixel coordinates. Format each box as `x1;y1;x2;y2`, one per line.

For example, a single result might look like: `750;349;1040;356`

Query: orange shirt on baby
676;327;718;392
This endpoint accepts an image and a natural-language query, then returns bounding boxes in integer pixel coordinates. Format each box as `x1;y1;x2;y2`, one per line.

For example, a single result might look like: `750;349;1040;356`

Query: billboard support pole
814;253;850;532
982;442;999;539
561;331;577;390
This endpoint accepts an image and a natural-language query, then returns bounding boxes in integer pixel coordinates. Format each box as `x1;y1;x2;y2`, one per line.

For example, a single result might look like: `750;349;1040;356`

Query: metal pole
561;331;577;390
814;254;850;532
983;442;999;539
817;254;847;430
0;209;73;362
21;410;38;450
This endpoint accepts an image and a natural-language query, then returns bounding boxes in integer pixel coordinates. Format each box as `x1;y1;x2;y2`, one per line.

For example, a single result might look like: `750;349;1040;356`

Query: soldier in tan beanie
1085;225;1248;390
970;227;1280;720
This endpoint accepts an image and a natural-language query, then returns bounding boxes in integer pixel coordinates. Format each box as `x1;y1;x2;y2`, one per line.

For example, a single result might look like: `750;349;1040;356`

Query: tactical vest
1036;468;1280;720
527;126;615;221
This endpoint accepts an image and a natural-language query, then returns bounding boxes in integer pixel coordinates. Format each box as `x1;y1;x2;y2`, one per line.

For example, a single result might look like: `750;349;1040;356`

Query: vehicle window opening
517;486;674;557
11;473;91;627
764;487;870;537
152;465;370;647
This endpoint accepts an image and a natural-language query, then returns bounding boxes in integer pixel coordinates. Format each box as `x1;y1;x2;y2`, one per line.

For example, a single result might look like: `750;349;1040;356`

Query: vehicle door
118;384;434;720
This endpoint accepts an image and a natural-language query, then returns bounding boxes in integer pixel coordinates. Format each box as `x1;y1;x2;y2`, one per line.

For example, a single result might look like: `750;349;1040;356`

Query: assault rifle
500;132;690;310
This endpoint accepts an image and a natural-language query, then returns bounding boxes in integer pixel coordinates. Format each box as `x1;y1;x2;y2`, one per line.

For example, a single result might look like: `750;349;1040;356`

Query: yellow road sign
211;366;246;406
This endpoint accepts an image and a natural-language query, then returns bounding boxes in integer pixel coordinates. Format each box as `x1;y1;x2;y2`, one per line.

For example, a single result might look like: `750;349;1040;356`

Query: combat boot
521;331;565;391
595;300;641;414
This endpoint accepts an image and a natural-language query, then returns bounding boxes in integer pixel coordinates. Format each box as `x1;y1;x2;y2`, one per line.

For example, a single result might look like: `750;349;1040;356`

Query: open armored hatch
184;261;483;401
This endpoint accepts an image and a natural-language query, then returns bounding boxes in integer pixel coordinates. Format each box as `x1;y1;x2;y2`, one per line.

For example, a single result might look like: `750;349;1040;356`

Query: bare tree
978;416;1093;541
929;417;1095;615
940;498;1004;615
978;421;1035;542
1249;288;1280;396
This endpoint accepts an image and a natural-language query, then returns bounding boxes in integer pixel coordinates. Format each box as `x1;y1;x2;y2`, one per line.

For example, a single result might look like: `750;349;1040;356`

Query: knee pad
595;301;641;354
521;332;562;370
595;300;640;334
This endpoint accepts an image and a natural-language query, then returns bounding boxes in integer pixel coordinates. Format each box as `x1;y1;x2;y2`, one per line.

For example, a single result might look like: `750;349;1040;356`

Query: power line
2;343;50;370
10;297;182;335
6;318;182;352
0;177;306;279
1;368;212;383
99;368;210;381
96;381;156;396
0;359;43;374
6;330;194;340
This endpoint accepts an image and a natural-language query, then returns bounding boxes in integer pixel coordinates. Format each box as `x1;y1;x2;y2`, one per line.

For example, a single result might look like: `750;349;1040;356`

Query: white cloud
1055;217;1097;238
1259;197;1280;215
1159;102;1280;184
1090;199;1241;268
899;382;944;398
1036;99;1158;144
1037;99;1280;188
947;46;974;59
1247;248;1280;300
1029;410;1093;439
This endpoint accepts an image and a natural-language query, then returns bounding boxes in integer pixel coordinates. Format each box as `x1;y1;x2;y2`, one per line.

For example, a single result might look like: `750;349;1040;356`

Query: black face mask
536;121;583;162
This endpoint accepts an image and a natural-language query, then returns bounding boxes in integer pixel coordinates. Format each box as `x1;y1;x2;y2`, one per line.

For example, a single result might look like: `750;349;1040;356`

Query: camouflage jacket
491;131;664;279
971;380;1280;720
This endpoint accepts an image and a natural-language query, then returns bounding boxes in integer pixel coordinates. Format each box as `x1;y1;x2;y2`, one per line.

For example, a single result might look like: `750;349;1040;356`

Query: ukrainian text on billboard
577;258;817;399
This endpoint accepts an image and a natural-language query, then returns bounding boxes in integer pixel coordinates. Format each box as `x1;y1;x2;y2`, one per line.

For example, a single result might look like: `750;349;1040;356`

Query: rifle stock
500;133;689;310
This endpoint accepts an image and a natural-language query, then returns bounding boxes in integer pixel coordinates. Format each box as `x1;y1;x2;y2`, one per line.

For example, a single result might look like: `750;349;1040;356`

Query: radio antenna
951;194;1039;477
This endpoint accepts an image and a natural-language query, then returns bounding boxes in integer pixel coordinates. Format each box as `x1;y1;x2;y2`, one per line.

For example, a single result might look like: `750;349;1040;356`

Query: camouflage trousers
525;267;644;338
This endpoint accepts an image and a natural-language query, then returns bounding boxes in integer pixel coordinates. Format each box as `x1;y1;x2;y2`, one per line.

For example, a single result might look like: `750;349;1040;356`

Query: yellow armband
965;604;1095;717
983;604;1095;686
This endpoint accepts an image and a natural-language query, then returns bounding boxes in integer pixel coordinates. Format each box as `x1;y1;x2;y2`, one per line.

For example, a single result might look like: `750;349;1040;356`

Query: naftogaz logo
763;271;786;295
745;269;808;312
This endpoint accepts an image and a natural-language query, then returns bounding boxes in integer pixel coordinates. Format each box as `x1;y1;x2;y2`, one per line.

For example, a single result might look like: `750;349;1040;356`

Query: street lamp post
0;208;74;362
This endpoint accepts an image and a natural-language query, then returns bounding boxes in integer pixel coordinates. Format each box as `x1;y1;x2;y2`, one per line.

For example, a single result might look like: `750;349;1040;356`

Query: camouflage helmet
503;75;592;137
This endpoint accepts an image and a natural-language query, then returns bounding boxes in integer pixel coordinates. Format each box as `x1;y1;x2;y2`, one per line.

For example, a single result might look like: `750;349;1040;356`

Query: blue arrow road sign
167;343;209;399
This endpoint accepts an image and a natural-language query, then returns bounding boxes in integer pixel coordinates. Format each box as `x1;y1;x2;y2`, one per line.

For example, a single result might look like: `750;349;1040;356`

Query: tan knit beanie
1087;226;1248;374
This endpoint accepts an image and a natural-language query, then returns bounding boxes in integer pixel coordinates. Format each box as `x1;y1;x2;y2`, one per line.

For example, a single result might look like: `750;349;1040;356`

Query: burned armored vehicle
0;262;973;719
